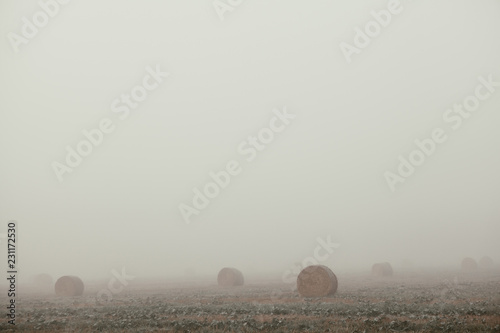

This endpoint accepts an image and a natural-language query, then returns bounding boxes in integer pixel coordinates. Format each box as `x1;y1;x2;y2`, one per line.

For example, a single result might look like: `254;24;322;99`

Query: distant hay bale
478;256;493;270
296;265;338;297
55;276;84;296
371;262;394;277
217;267;244;287
461;257;478;272
33;274;53;289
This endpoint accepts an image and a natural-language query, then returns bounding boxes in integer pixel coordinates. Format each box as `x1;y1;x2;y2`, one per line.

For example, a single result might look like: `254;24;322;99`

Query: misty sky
0;0;499;282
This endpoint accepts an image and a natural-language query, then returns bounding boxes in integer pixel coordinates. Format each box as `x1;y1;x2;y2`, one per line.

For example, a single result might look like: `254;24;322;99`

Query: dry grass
2;270;500;332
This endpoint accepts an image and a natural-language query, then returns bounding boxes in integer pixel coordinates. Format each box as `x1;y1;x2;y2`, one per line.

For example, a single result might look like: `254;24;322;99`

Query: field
1;270;500;332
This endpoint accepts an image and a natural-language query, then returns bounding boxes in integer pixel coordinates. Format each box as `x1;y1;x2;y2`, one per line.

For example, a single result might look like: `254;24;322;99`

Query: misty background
0;0;499;282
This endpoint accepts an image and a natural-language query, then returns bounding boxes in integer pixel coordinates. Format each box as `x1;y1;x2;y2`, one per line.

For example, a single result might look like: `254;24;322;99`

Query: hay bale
217;267;244;287
55;276;84;296
461;257;478;272
371;262;393;276
296;265;338;297
479;256;493;269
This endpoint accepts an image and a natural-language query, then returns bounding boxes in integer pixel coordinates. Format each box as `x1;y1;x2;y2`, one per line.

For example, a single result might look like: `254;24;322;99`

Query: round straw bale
297;265;338;297
217;267;244;286
478;256;493;269
461;257;478;272
371;262;393;276
55;276;84;296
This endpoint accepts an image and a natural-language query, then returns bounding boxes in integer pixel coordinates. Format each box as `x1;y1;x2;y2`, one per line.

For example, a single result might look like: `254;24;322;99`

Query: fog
0;0;499;283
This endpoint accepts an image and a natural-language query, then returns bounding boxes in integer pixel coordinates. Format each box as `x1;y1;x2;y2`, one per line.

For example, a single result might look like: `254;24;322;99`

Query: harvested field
1;270;499;332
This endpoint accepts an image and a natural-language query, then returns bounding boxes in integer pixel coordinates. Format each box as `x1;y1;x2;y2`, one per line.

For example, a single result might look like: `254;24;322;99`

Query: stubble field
1;270;500;332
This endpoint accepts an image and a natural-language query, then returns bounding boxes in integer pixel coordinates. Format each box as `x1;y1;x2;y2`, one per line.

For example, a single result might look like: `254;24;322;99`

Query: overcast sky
0;0;499;282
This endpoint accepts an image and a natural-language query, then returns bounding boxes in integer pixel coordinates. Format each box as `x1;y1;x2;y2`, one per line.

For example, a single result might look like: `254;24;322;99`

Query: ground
1;270;499;332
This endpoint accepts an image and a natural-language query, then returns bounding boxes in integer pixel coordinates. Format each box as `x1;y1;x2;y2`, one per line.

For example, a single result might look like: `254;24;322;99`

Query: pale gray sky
0;0;499;281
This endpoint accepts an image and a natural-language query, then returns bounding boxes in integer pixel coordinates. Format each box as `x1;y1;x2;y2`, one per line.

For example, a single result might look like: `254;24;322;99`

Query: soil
1;270;499;332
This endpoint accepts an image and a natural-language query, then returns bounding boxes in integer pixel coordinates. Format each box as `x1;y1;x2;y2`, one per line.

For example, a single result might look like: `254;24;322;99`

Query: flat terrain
1;270;500;332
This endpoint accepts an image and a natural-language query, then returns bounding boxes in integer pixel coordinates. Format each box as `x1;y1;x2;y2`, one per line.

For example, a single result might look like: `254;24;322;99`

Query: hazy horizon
1;0;499;283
